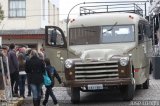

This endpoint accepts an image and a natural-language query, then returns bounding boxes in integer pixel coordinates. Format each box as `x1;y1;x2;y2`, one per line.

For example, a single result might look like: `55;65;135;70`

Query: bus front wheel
120;79;135;101
71;87;80;104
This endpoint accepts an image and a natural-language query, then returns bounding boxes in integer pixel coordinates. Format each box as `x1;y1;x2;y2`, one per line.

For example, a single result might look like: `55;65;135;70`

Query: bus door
45;26;68;81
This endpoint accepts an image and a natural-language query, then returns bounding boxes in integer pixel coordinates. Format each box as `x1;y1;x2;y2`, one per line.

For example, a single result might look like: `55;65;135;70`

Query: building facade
0;0;59;51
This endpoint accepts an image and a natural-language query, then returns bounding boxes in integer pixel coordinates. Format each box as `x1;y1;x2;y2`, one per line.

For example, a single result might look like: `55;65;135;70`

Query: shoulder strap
45;71;48;76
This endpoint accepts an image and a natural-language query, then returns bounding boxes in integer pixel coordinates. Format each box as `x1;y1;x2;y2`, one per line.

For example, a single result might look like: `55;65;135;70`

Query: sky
59;0;106;20
59;0;150;20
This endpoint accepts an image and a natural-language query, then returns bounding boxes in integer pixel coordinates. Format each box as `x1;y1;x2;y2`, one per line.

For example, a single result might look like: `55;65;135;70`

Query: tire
143;79;149;89
71;87;80;104
120;79;135;101
136;85;142;89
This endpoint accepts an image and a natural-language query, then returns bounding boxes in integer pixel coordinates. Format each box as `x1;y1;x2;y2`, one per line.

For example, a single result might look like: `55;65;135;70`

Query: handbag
43;71;52;86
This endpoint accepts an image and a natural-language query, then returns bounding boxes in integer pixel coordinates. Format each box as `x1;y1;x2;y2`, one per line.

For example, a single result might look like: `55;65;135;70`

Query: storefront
0;29;45;52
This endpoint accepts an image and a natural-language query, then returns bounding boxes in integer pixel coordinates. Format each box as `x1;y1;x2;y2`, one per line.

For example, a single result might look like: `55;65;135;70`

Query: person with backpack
42;58;62;106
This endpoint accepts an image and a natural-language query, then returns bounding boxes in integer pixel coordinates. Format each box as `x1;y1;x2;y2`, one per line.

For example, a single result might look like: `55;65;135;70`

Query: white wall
0;0;59;30
0;0;42;30
41;0;49;28
0;0;59;51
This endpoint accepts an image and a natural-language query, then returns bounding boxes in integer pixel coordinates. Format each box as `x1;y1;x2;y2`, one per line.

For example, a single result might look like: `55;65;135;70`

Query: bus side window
138;23;144;43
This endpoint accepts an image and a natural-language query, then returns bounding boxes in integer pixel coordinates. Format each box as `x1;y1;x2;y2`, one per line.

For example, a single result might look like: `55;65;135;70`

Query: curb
1;97;24;106
11;97;24;106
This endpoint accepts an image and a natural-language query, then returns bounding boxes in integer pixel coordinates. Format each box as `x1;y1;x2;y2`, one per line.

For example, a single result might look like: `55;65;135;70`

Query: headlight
120;57;129;66
65;59;73;68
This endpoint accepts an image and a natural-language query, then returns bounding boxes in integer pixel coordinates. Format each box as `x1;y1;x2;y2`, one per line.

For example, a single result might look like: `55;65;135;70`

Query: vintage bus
45;2;152;103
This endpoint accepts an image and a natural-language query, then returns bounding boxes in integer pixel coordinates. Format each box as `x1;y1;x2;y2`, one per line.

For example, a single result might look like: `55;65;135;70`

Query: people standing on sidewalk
0;46;8;90
8;43;19;97
25;50;45;106
18;53;26;98
38;51;45;97
2;46;9;66
25;49;32;96
42;58;62;106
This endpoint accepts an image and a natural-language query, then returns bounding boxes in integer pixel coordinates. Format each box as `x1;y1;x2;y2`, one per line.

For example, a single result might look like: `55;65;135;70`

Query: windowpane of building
10;1;16;9
9;10;16;17
9;0;26;18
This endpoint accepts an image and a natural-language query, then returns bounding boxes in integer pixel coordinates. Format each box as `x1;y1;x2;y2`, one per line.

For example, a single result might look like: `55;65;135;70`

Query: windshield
69;25;135;45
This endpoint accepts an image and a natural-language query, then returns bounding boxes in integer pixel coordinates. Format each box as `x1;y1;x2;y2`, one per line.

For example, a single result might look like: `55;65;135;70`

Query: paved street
22;75;160;106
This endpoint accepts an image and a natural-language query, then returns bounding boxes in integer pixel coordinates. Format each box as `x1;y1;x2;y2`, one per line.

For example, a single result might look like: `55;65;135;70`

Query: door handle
57;51;61;58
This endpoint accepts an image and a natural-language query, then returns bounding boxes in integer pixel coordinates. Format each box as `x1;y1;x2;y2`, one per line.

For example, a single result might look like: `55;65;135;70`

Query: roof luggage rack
80;1;148;17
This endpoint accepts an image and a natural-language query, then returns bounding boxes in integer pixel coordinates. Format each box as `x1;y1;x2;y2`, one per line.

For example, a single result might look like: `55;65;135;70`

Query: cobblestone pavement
22;75;160;106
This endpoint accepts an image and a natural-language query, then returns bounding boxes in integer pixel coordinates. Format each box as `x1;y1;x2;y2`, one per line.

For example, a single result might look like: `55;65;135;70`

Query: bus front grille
74;61;119;80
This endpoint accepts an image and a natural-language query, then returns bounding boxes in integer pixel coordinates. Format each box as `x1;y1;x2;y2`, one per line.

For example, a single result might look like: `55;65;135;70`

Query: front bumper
64;78;132;87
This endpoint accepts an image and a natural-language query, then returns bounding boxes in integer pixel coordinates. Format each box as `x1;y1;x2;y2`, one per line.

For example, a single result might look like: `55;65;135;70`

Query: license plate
88;84;103;90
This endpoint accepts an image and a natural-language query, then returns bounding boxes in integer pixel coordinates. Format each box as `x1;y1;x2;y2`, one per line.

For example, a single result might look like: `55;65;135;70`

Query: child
43;58;62;106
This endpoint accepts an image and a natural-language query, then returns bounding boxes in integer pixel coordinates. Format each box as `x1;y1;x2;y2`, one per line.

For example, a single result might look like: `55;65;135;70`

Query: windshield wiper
108;22;118;31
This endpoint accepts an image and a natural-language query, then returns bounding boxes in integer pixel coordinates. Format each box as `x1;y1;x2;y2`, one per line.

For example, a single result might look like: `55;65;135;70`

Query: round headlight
65;59;73;69
120;57;129;66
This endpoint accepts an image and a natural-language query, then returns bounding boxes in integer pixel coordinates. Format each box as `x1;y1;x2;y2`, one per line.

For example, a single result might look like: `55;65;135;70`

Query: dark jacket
0;51;7;74
46;65;61;86
25;56;45;85
0;51;7;90
8;50;19;74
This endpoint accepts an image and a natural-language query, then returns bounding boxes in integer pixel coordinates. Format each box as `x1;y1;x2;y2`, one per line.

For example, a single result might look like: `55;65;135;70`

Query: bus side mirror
45;26;67;48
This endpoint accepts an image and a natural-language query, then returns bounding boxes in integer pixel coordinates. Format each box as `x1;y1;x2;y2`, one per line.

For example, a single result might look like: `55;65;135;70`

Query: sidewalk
8;97;24;106
22;87;70;106
1;86;69;106
0;90;24;106
24;86;70;101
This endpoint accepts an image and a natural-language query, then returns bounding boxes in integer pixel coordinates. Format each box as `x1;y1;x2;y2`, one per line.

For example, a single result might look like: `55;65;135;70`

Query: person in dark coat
25;50;45;106
8;43;19;97
42;58;62;106
25;49;32;96
0;46;8;90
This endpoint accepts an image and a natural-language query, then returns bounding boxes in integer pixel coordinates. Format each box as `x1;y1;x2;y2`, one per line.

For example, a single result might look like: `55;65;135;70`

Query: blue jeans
43;85;57;105
30;84;42;100
10;71;19;95
19;75;27;97
26;74;31;95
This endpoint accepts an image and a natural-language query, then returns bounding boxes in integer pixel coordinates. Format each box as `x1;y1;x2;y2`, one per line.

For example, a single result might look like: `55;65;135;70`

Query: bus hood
69;43;136;61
